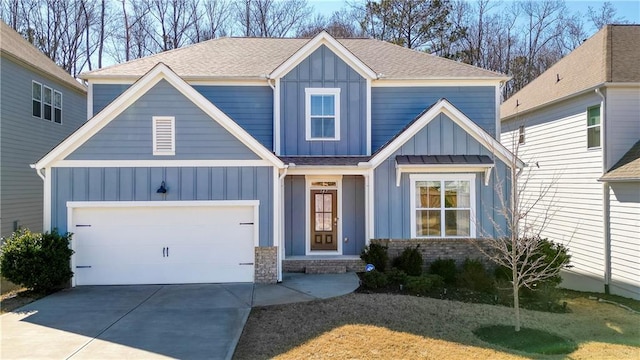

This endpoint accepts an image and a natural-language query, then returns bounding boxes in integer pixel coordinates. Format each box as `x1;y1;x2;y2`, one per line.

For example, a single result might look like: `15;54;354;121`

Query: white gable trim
368;99;524;169
35;63;284;170
269;31;377;80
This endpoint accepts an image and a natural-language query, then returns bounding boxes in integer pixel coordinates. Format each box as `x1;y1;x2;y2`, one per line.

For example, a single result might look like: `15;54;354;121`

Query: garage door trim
67;200;260;286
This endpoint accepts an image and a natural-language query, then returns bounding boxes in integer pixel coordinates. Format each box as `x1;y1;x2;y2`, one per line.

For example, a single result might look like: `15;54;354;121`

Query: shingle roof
81;37;506;80
0;21;86;92
279;156;370;166
599;140;640;182
501;25;640;119
396;155;493;166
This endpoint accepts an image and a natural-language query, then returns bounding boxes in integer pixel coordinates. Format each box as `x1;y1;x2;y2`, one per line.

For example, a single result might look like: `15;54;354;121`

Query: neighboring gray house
0;21;87;239
34;31;521;286
501;25;640;299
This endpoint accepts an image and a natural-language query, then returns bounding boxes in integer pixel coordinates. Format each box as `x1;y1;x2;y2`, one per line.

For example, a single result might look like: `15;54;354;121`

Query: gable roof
0;21;86;93
502;25;640;120
369;99;524;169
34;63;284;170
81;34;506;81
599;140;640;182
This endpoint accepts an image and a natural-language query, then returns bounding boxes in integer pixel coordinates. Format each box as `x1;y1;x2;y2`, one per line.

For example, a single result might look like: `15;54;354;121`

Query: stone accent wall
283;259;365;273
254;247;278;284
371;239;492;269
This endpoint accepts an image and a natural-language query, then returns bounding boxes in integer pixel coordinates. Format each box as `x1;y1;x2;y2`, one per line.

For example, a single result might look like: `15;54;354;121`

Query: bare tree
588;1;627;31
235;0;312;37
297;11;362;38
194;0;233;41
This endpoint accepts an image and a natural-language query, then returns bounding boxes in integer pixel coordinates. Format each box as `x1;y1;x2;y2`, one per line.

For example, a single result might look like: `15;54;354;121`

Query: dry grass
0;288;43;314
234;293;640;359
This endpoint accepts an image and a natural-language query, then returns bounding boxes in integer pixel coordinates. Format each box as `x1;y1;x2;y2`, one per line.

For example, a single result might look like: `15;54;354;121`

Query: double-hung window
54;90;62;123
587;105;600;148
305;88;340;140
43;86;53;121
410;174;476;238
32;81;42;118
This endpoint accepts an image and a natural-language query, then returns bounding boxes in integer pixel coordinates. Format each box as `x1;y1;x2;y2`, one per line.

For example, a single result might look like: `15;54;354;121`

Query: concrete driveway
1;284;253;359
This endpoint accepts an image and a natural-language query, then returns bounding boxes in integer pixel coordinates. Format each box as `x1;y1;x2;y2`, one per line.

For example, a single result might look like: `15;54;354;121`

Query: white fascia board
372;79;507;87
35;63;284;170
52;160;273;168
285;166;370;176
367;99;524;169
269;31;376;80
395;164;494;187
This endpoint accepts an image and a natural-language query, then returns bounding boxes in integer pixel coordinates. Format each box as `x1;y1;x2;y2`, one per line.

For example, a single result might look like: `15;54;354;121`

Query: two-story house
0;21;86;239
501;25;640;299
33;31;521;286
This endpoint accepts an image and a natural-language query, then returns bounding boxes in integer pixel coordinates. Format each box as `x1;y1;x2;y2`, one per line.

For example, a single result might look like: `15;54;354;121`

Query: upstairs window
153;116;175;155
54;90;62;123
587;105;601;149
305;88;340;141
518;125;525;145
43;86;53;121
32;81;42;117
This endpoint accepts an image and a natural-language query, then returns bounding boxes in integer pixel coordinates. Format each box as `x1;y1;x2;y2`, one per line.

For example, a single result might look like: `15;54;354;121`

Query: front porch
283;255;365;274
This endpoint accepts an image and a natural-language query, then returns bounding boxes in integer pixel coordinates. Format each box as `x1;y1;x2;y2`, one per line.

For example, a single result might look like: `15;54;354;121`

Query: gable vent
153;116;175;155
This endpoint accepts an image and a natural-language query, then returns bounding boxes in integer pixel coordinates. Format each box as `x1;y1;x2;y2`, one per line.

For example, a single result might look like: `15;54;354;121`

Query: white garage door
70;202;256;285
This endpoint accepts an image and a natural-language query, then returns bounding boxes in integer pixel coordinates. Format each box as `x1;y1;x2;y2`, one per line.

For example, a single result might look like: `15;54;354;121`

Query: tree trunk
513;268;521;331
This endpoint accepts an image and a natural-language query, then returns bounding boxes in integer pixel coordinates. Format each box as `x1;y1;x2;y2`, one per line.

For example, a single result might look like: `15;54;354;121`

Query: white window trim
43;85;53;121
54;90;63;124
32;81;42;119
305;88;340;141
152;116;176;156
409;174;476;239
586;105;601;149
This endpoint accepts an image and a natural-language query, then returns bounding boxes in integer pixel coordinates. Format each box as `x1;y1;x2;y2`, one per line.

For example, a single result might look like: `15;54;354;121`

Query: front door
310;189;338;251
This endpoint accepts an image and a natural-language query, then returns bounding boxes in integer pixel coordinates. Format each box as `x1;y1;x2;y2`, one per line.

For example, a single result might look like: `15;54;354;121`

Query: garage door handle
239;262;254;265
239;222;254;225
163;247;166;257
167;247;169;257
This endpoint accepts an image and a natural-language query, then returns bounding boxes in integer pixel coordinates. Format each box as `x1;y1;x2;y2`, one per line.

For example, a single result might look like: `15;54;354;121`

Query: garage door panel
72;204;256;285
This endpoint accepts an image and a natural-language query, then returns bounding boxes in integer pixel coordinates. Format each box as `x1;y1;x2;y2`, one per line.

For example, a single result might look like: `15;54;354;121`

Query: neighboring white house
501;25;640;300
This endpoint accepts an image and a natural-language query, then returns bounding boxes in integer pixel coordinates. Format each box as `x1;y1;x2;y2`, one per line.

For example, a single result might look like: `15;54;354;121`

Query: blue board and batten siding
284;175;366;256
92;83;274;149
371;87;496;152
280;45;367;156
374;114;510;239
51;166;273;246
71;80;259;160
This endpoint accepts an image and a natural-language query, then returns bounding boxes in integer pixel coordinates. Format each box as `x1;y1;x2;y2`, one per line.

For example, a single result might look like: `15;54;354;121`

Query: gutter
596;87;611;294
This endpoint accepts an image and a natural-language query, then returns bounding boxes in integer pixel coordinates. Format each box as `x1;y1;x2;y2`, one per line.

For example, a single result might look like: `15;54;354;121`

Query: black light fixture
157;181;167;194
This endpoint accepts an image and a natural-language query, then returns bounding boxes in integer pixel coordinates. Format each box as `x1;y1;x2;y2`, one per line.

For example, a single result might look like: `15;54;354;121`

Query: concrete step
305;265;347;274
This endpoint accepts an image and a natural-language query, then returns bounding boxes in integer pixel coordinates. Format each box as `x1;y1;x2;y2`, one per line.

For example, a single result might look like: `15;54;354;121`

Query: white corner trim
43;167;52;232
87;82;93;119
409;173;477;239
274;78;281;155
34;63;284;170
305;88;341;141
269;31;376;80
395;164;494;187
366;78;372;155
367;99;524;169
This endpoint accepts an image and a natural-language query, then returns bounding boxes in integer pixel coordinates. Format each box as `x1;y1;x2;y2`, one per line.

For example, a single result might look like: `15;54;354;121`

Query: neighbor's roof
501;25;640;120
599;140;640;182
0;21;86;93
81;37;506;80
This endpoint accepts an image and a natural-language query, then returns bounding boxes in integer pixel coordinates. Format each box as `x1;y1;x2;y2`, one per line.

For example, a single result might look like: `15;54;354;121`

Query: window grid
305;88;340;141
54;90;63;124
587;105;601;149
32;81;42;118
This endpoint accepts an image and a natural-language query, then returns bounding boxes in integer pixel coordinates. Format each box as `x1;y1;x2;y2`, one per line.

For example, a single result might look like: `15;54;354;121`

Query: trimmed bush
386;268;409;285
429;258;457;285
458;258;495;293
360;243;389;273
392;246;423;276
361;270;388;289
0;228;73;292
405;274;444;295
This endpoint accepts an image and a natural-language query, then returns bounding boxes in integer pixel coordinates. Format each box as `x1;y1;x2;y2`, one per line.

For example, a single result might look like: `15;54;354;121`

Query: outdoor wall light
157;181;167;194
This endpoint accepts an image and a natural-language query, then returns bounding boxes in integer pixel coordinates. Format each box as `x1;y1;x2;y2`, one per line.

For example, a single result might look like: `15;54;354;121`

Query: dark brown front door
310;189;338;251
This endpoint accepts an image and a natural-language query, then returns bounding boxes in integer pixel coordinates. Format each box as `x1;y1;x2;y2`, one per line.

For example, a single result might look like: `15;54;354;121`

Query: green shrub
392;246;423;276
405;274;444;295
494;237;571;289
361;270;388;289
0;228;73;292
360;243;389;273
429;258;458;285
458;258;495;293
386;268;409;285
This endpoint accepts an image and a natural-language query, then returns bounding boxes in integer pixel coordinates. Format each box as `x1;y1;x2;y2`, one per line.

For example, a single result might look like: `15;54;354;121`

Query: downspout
596;87;611;294
277;165;288;282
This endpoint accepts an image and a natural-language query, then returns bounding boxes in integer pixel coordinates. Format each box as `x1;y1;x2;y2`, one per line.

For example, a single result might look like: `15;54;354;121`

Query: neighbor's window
43;86;53;121
411;174;476;238
518;125;525;145
587;106;601;148
32;81;42;117
305;88;340;140
54;90;62;124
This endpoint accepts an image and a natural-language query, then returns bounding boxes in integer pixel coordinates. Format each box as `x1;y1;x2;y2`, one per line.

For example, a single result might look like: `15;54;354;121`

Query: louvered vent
153;116;175;155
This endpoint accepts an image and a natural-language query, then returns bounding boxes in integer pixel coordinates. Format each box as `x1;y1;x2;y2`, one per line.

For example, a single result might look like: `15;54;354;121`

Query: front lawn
234;292;640;359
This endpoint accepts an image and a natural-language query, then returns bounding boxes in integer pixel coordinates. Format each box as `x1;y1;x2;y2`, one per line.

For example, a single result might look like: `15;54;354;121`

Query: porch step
305;265;347;274
283;258;365;273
